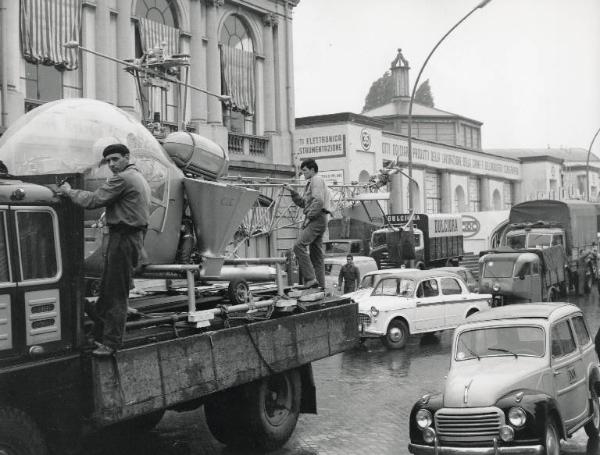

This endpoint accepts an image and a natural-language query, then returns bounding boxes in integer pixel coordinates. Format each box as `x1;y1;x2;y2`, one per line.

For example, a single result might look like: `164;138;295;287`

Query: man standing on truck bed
284;158;331;288
338;254;361;293
57;144;151;356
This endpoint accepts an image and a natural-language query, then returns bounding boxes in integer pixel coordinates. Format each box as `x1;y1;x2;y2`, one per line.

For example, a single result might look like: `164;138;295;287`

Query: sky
292;0;600;152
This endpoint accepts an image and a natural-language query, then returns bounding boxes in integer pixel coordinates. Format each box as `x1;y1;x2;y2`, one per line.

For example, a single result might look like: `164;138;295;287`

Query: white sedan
351;269;492;349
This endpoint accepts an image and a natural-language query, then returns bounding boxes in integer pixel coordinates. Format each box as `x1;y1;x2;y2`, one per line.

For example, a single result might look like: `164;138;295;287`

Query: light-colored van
324;255;378;295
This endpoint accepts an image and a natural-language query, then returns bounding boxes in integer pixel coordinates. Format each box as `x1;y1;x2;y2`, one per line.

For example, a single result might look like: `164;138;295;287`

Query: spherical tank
0;98;185;275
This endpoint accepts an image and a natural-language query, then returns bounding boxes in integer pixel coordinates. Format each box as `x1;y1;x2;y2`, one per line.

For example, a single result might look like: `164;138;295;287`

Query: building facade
0;0;299;178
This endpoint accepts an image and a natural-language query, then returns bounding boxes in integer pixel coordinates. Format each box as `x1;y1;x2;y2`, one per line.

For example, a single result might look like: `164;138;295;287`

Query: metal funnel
184;178;259;257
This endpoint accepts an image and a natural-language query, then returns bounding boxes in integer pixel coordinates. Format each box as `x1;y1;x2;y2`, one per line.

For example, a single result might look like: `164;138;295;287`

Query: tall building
0;0;299;178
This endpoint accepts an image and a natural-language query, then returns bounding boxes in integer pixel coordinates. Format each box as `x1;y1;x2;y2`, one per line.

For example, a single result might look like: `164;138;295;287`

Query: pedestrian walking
57;143;151;356
284;158;331;288
338;254;360;294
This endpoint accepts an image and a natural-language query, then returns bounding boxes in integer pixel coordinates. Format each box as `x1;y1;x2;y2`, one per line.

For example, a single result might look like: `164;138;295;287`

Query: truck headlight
416;409;432;429
370;306;379;317
492;283;501;293
508;407;526;427
499;425;515;442
423;427;436;443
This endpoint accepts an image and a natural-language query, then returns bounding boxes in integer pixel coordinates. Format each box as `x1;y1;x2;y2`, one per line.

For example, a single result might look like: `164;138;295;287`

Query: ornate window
220;15;256;134
468;177;481;212
134;0;181;130
425;172;441;214
24;63;63;112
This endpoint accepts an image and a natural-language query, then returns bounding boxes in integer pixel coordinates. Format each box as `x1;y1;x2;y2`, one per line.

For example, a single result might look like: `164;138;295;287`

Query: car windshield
526;233;553;249
372;232;387;248
506;233;526;249
372;277;416;297
483;259;514;278
324;242;350;254
456;325;545;360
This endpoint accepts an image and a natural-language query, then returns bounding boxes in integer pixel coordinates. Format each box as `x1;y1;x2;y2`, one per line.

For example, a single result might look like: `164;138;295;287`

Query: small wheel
585;390;600;439
227;278;249;304
543;419;560;455
0;407;48;455
382;319;409;350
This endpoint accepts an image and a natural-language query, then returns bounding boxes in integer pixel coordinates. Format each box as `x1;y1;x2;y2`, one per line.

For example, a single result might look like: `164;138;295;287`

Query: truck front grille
435;407;503;444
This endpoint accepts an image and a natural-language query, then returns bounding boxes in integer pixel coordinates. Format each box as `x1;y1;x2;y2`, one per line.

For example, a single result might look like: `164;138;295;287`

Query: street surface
85;291;600;455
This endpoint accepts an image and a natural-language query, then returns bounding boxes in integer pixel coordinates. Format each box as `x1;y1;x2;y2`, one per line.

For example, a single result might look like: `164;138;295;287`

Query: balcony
228;132;269;159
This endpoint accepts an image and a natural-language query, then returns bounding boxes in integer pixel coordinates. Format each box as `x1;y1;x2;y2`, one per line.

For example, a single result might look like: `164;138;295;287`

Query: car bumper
408;442;543;455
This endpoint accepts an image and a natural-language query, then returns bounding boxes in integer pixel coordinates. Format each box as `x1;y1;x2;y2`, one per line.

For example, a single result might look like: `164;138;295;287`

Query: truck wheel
585;390;600;438
227;278;249;304
242;369;302;451
0;407;48;455
204;388;245;446
543;420;560;455
382;319;409;350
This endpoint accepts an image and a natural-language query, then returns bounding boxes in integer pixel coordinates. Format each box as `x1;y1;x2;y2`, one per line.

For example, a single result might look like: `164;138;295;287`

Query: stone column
205;0;222;125
117;0;135;113
95;0;110;101
190;0;207;126
254;56;265;135
480;177;491;211
441;172;452;213
2;0;24;124
284;4;295;135
262;13;277;134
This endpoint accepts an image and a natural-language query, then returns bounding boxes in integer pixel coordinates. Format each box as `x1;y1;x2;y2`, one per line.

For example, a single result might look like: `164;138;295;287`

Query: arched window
220;15;256;134
134;0;181;130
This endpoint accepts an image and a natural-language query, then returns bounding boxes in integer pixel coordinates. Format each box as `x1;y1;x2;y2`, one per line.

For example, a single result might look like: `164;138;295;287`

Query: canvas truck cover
509;200;597;250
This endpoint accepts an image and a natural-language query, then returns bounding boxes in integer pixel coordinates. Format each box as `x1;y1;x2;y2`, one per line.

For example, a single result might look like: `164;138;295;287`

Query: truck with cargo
370;213;464;269
478;245;568;305
0;174;358;454
494;199;598;294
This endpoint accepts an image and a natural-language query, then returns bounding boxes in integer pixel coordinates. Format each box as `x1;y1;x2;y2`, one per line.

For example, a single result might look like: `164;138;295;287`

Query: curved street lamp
585;126;600;201
405;0;493;210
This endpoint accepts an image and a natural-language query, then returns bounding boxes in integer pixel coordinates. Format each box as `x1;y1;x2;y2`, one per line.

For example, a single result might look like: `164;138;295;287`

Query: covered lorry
370;213;463;269
497;200;598;294
479;245;568;305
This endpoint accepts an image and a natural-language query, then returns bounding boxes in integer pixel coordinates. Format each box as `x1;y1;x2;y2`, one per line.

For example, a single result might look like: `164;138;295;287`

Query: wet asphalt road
85;291;600;455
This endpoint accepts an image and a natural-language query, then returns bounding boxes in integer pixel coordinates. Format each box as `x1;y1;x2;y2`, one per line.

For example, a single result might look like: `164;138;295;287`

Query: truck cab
504;226;566;250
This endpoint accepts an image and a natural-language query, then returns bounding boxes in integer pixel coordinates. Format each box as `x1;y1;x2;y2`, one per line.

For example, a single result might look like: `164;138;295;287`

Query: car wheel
585;390;600;439
382;319;409;350
543;420;560;455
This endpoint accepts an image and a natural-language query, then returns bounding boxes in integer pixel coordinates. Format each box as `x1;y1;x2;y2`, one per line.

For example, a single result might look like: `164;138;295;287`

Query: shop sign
461;215;481;238
320;169;344;185
296;134;346;159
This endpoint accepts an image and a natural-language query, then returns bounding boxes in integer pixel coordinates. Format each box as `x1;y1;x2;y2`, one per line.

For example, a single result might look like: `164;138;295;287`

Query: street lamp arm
585;126;600;201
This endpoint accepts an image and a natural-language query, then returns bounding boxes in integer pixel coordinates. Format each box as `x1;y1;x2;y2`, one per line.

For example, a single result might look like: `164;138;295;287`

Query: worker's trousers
294;213;327;287
94;228;145;350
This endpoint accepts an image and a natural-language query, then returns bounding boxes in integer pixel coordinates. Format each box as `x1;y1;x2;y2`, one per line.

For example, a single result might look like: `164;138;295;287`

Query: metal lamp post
405;0;493;210
585;126;600;201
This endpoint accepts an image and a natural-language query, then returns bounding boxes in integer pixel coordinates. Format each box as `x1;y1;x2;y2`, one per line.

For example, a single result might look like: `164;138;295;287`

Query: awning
20;0;82;70
138;17;180;57
220;45;255;114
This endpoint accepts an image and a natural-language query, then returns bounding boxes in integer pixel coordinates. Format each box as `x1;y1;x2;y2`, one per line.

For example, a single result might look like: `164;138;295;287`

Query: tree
414;79;434;107
361;71;393;113
362;74;435;113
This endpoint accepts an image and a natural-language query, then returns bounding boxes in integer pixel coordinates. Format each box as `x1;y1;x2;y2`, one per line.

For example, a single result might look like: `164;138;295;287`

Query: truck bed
90;299;358;425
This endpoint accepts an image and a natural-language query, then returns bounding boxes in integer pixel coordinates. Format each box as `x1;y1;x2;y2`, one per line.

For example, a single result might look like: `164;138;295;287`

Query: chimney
390;48;410;100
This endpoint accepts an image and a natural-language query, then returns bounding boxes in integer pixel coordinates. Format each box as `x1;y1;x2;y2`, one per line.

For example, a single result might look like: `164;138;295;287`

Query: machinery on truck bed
0;176;357;453
488;199;598;296
0;101;359;454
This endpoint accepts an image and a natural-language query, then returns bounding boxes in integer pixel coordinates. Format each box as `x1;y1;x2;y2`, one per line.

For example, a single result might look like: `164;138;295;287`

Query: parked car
355;269;492;349
324;255;378;295
408;303;600;455
437;266;479;292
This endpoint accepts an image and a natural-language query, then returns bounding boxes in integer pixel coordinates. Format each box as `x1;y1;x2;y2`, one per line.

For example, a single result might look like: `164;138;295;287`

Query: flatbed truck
0;175;358;454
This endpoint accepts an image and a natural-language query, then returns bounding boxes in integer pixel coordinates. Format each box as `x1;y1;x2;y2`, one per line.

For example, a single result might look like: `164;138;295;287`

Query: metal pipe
0;0;8;130
405;0;493;210
223;258;287;265
585;126;600;201
186;269;196;314
62;42;231;102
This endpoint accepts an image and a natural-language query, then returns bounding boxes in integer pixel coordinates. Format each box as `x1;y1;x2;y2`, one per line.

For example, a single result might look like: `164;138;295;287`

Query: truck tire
242;369;302;451
204;388;245;446
382;319;409;350
0;407;48;455
227;278;249;304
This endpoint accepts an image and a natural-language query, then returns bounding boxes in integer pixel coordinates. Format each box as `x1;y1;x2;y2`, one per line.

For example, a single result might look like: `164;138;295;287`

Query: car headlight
508;407;526;427
492;283;500;292
499;425;515;441
416;409;432;429
423;427;436;443
370;306;379;317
